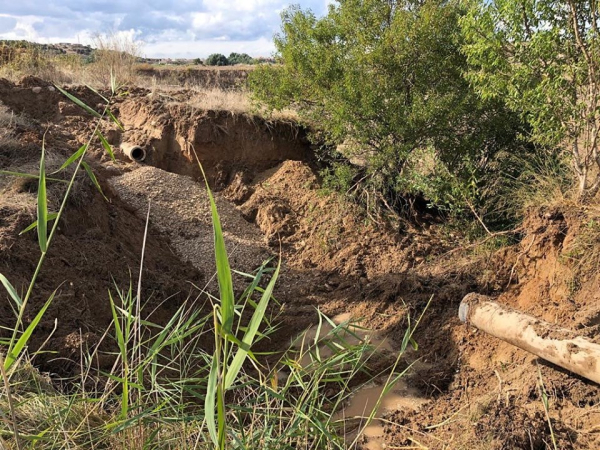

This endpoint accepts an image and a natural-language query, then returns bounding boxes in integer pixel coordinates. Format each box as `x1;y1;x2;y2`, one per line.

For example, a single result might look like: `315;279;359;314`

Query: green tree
461;0;600;199
228;52;254;65
250;0;523;215
206;53;229;66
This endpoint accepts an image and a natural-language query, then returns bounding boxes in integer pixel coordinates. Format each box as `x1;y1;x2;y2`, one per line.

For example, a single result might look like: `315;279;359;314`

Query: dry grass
0;35;140;89
0;41;302;123
188;88;299;121
187;88;253;114
0;105;26;158
150;83;299;120
88;33;141;88
0;43;79;85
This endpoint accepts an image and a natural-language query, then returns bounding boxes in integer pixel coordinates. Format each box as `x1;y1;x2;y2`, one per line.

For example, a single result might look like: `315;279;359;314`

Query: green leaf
19;212;59;235
81;161;107;201
96;130;116;162
106;108;124;131
109;291;129;418
55;85;102;118
0;274;22;309
109;292;127;357
85;84;109;103
5;292;55;371
225;260;280;389
204;167;235;333
37;142;48;253
205;353;219;446
0;170;67;183
58;144;87;171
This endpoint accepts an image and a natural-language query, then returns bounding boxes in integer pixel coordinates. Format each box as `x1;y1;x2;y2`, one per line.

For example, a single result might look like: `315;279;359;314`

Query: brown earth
1;76;599;448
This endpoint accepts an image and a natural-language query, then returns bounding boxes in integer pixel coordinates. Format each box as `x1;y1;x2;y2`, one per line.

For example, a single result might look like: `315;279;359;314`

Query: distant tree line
202;52;257;66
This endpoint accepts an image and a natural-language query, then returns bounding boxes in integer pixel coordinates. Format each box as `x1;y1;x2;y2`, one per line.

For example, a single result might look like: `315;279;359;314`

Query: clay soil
1;76;599;449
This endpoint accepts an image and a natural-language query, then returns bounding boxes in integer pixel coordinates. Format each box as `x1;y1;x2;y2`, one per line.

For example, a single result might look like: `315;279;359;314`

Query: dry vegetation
0;38;265;118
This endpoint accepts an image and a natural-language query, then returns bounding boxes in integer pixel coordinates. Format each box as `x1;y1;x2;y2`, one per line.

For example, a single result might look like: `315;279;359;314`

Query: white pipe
460;293;600;384
121;142;146;162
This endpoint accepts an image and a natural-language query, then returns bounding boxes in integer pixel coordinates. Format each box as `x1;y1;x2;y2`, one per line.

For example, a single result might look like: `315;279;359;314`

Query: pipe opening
130;146;146;162
121;143;147;162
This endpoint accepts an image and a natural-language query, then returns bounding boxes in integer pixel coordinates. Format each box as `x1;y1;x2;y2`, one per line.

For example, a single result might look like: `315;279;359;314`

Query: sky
0;1;331;58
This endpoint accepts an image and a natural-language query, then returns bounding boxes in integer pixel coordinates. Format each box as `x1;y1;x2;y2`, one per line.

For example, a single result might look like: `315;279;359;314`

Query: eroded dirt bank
1;77;599;449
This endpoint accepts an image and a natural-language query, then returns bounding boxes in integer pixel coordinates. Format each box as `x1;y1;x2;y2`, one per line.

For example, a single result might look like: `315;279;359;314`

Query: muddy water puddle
292;313;430;449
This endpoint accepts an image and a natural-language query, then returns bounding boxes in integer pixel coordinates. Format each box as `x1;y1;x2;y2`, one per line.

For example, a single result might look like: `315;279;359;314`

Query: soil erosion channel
2;79;600;449
108;154;429;450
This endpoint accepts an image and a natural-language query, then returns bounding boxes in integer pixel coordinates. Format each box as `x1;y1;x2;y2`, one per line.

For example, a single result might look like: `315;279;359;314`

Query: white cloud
0;0;330;58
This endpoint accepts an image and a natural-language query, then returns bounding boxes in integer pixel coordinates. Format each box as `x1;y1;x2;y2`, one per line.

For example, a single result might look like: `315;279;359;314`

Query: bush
461;0;600;200
206;53;229;66
228;52;254;65
250;0;526;220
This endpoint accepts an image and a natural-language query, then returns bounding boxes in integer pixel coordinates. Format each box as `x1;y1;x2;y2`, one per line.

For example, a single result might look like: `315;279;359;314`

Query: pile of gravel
109;166;272;291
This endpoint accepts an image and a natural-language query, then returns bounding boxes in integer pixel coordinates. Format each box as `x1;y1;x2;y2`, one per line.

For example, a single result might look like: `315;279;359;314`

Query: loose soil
1;76;599;449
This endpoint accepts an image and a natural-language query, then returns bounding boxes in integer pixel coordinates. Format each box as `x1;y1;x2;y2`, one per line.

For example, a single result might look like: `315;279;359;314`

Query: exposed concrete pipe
121;142;146;162
459;293;600;384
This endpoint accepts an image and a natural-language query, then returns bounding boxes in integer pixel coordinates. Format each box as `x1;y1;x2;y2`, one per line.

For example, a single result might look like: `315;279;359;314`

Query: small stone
47;86;55;92
32;87;42;94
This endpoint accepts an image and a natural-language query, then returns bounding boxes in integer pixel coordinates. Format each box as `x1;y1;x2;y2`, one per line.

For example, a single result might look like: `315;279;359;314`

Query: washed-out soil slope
0;76;599;448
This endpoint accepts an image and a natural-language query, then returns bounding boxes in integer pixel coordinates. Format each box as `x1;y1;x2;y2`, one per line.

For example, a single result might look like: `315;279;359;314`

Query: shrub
206;53;229;66
461;0;600;200
250;0;526;219
228;52;254;65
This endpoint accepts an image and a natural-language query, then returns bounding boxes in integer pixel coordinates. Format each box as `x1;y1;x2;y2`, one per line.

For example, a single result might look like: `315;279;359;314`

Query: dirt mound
0;178;204;375
379;208;600;450
221;160;600;449
109;165;271;291
0;77;105;122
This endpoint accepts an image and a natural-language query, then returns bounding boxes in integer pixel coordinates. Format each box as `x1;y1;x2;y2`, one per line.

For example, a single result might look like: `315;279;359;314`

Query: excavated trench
112;97;313;187
105;100;438;450
3;78;599;448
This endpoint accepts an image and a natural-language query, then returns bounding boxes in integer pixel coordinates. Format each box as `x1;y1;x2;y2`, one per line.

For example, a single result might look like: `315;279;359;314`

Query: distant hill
0;40;275;66
0;40;94;57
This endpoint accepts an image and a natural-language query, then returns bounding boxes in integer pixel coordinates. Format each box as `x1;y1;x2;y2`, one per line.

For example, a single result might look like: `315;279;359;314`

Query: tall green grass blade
204;171;234;333
206;351;219;445
5;292;55;371
85;84;109;103
109;291;129;418
19;213;58;235
225;261;280;389
217;381;226;449
81;161;108;200
96;130;116;162
109;292;127;361
37;142;48;252
55;85;102;118
107;108;124;131
0;170;67;183
0;274;22;309
58;144;87;171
